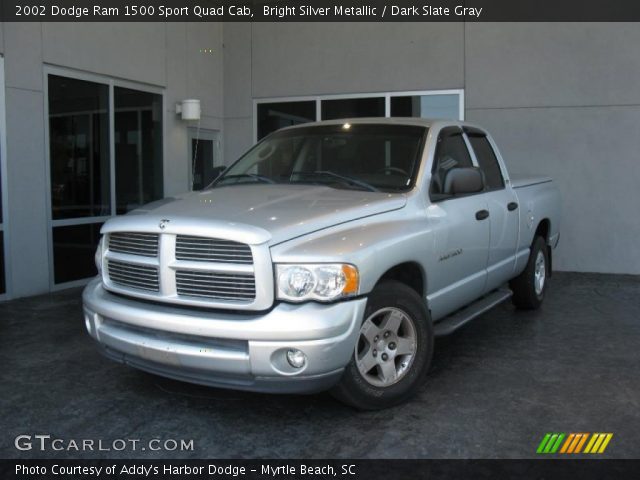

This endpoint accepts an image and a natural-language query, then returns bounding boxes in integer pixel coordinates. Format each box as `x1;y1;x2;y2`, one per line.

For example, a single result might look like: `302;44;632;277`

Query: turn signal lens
342;264;359;295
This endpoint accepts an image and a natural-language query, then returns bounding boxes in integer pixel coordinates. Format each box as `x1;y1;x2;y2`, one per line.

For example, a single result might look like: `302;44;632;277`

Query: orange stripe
574;433;589;453
560;434;575;454
567;434;582;453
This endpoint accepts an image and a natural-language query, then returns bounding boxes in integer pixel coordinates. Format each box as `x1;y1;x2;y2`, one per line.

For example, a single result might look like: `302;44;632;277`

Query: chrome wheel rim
534;250;546;296
355;307;417;388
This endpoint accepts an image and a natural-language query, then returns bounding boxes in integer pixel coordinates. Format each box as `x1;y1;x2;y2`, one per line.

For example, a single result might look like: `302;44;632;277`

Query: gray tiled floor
1;273;639;458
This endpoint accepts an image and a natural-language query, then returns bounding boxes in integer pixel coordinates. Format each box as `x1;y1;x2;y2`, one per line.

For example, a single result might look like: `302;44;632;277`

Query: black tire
331;280;433;410
510;236;549;310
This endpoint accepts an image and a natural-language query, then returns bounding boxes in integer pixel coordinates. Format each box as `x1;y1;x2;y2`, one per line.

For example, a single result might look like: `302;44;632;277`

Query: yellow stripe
597;434;613;454
590;433;606;454
567;434;581;453
583;433;599;453
560;434;575;454
574;433;589;453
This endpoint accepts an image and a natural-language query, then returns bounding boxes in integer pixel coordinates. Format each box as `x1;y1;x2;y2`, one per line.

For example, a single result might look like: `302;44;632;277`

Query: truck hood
122;184;406;245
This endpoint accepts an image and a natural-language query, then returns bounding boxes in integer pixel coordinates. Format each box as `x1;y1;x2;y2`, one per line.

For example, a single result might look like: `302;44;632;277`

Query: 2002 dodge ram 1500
83;118;560;409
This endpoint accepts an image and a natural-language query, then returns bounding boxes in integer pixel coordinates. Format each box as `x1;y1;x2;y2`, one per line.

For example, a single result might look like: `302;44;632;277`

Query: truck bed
510;174;553;189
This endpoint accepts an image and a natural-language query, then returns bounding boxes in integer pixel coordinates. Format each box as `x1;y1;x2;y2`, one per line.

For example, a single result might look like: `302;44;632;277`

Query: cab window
468;135;505;191
430;127;474;200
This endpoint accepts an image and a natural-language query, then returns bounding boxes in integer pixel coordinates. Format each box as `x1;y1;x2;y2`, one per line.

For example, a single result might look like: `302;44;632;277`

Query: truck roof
277;117;485;132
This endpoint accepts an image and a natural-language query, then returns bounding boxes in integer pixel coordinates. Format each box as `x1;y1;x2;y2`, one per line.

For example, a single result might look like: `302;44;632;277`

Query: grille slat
109;232;159;257
176;235;253;264
176;270;255;302
108;260;159;292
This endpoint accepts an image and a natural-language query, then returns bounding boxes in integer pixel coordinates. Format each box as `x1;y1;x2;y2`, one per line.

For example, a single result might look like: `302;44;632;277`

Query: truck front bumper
82;278;366;394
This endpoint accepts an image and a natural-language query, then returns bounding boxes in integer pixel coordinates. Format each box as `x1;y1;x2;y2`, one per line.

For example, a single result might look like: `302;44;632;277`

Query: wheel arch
534;218;552;276
375;262;426;299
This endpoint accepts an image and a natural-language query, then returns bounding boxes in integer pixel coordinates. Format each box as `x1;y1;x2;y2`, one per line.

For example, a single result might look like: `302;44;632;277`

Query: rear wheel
331;281;433;410
510;235;549;310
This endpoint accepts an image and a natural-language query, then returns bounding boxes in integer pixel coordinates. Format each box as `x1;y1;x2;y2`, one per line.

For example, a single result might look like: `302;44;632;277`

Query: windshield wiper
215;173;276;186
291;171;378;192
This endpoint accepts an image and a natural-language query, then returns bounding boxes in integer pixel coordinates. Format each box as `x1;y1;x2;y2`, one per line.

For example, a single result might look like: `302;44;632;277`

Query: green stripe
537;433;552;453
550;433;565;453
544;434;559;453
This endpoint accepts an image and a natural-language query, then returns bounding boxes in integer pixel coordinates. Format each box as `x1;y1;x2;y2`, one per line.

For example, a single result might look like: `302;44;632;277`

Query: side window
468;135;505;191
430;128;473;198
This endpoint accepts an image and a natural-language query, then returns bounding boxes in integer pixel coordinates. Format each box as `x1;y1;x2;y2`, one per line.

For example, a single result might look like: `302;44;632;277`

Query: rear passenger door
465;128;519;291
425;127;491;320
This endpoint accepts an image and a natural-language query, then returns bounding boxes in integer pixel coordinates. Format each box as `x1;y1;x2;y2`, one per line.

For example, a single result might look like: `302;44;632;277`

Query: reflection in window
391;94;460;120
257;101;316;140
48;75;110;219
115;87;163;214
321;97;385;121
52;223;103;284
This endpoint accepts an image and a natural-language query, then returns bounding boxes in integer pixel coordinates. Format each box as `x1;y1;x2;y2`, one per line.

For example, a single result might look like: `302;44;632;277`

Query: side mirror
210;165;226;180
443;167;484;195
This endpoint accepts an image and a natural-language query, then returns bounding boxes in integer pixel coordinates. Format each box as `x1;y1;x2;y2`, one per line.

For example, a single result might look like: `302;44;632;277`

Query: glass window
257;101;316;140
47;74;165;285
431;128;473;198
321;97;385;120
215;124;426;193
48;75;110;219
391;94;460;120
115;87;163;214
468;135;504;191
52;223;103;284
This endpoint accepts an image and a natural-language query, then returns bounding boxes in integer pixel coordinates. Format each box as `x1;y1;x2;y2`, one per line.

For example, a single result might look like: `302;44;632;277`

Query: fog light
286;349;307;369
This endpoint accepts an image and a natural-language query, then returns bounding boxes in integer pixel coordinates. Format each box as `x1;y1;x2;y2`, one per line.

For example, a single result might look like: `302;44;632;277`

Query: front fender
270;208;433;296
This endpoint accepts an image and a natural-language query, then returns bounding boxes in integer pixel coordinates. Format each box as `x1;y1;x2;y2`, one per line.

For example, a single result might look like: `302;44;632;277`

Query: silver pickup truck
83;118;560;409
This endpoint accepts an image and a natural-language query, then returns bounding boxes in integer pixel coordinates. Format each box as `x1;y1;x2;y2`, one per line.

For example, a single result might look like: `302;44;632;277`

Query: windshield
212;124;427;192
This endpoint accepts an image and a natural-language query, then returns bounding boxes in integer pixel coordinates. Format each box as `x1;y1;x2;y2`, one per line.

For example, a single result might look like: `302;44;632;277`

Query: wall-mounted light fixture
176;99;201;121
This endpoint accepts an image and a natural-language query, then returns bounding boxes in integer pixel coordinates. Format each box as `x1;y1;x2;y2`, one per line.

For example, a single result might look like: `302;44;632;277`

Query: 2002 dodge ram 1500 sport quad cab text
83;118;560;409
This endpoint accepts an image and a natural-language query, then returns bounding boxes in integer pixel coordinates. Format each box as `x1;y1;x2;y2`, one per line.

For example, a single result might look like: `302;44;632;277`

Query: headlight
276;264;359;302
94;236;104;274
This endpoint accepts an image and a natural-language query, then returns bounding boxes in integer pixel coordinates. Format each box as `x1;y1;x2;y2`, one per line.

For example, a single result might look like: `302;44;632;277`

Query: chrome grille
176;270;256;301
176;235;253;264
108;232;159;257
107;260;159;292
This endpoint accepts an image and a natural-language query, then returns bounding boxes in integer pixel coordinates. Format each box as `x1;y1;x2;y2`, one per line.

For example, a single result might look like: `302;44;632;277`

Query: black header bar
2;0;640;22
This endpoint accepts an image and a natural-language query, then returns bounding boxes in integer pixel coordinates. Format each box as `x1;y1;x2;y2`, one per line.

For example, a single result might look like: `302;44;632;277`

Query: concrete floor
1;272;639;459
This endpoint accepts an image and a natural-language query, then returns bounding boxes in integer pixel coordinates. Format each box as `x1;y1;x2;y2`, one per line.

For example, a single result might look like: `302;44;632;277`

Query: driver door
425;127;491;320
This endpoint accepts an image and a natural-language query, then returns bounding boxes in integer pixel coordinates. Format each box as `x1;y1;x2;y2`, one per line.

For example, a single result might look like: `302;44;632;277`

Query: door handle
507;202;519;211
475;209;490;221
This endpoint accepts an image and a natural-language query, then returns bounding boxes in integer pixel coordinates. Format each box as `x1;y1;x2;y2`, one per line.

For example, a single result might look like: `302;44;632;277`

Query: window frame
0;56;9;300
43;66;165;290
253;89;464;143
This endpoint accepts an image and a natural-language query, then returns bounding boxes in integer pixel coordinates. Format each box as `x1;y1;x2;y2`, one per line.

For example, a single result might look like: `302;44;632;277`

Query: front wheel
331;281;433;410
510;235;549;310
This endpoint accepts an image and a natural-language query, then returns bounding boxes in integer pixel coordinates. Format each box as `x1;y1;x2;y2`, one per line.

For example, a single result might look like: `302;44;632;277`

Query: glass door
189;129;220;190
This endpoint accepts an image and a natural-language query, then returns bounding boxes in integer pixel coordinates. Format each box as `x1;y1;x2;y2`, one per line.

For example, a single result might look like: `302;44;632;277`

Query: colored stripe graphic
574;433;589;453
538;433;613;454
584;433;614;454
537;433;565;454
